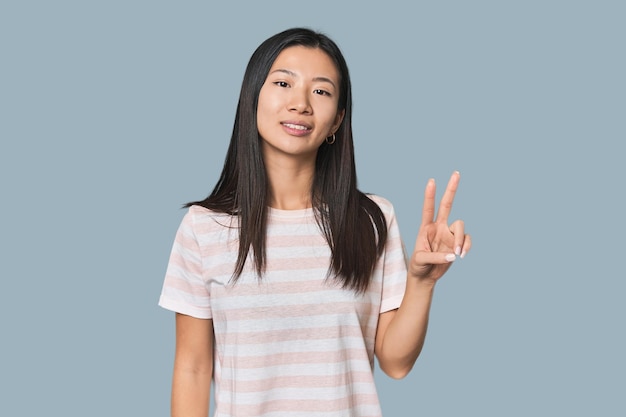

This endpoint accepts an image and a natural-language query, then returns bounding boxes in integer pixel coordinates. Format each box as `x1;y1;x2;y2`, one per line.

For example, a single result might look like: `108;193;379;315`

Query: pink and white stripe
159;195;407;416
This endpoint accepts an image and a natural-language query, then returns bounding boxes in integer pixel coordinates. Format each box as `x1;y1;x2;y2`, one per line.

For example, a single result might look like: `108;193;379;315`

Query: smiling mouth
281;123;311;131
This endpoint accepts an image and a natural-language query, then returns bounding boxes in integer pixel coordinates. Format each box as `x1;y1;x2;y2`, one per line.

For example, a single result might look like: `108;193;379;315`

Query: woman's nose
288;88;312;114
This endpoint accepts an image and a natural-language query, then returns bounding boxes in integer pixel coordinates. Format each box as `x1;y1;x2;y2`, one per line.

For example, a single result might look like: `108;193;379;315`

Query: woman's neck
265;157;315;210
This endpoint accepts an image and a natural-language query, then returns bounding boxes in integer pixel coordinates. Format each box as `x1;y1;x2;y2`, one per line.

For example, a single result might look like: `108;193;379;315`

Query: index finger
421;177;436;225
436;171;460;223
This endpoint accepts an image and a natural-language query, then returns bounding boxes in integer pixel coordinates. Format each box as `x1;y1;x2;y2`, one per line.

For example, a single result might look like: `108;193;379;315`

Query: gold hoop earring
326;134;336;145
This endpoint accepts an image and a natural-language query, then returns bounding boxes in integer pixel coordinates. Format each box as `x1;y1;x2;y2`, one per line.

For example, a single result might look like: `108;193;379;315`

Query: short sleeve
158;208;212;319
375;197;408;313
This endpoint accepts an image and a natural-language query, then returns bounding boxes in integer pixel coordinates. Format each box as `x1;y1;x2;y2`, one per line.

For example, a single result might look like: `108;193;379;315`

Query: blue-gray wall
1;1;624;415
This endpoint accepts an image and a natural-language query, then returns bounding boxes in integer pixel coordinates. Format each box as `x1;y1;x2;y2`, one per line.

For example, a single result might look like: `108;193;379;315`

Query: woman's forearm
171;365;212;417
376;278;436;379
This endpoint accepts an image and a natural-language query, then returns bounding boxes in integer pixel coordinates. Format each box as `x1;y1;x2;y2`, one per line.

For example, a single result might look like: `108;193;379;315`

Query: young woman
159;27;471;417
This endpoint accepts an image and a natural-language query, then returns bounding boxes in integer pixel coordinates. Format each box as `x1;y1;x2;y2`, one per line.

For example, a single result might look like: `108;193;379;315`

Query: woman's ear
332;109;346;134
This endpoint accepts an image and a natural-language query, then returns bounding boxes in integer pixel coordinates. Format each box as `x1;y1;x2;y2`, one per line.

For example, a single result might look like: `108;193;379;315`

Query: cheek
317;97;341;123
257;87;281;112
321;108;341;129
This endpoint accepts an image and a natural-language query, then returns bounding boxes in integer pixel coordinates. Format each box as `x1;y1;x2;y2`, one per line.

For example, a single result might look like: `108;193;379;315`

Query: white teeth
283;123;309;130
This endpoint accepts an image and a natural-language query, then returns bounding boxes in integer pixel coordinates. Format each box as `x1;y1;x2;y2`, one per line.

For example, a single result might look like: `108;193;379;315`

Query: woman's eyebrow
270;69;336;89
312;76;336;89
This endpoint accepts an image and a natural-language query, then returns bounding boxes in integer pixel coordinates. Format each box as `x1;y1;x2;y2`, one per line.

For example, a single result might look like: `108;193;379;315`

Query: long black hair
187;27;387;293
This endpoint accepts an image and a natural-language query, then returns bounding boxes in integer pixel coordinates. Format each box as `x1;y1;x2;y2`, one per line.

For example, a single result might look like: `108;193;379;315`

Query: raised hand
409;171;472;284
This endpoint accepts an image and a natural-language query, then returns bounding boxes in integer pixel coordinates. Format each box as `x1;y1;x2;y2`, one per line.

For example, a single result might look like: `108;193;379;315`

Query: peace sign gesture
409;171;472;284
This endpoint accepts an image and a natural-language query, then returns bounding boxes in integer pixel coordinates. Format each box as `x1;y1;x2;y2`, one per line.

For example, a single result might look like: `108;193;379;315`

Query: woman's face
257;46;344;164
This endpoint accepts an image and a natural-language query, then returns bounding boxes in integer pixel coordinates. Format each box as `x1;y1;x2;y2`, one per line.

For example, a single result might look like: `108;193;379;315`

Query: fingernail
455;246;461;256
460;251;466;259
445;253;457;262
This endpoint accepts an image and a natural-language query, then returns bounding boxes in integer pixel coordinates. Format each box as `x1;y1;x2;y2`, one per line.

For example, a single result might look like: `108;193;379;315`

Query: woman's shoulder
181;204;236;229
185;203;231;215
364;193;395;213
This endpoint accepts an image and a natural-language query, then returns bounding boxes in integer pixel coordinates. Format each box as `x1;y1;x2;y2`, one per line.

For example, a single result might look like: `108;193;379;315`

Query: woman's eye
313;89;331;96
274;81;289;88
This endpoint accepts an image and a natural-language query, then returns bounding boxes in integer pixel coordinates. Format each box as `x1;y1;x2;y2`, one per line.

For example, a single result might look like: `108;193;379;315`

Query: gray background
2;1;624;416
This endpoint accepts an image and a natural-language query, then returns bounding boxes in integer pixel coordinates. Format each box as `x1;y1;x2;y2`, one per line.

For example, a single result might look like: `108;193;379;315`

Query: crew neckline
267;206;315;218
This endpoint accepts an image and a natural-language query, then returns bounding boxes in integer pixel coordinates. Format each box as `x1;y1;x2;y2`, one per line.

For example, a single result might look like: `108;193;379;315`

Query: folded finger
460;234;472;259
449;220;466;256
414;250;458;266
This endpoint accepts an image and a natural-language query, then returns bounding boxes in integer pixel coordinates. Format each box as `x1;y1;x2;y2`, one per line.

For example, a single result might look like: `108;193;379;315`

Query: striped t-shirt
159;195;407;417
